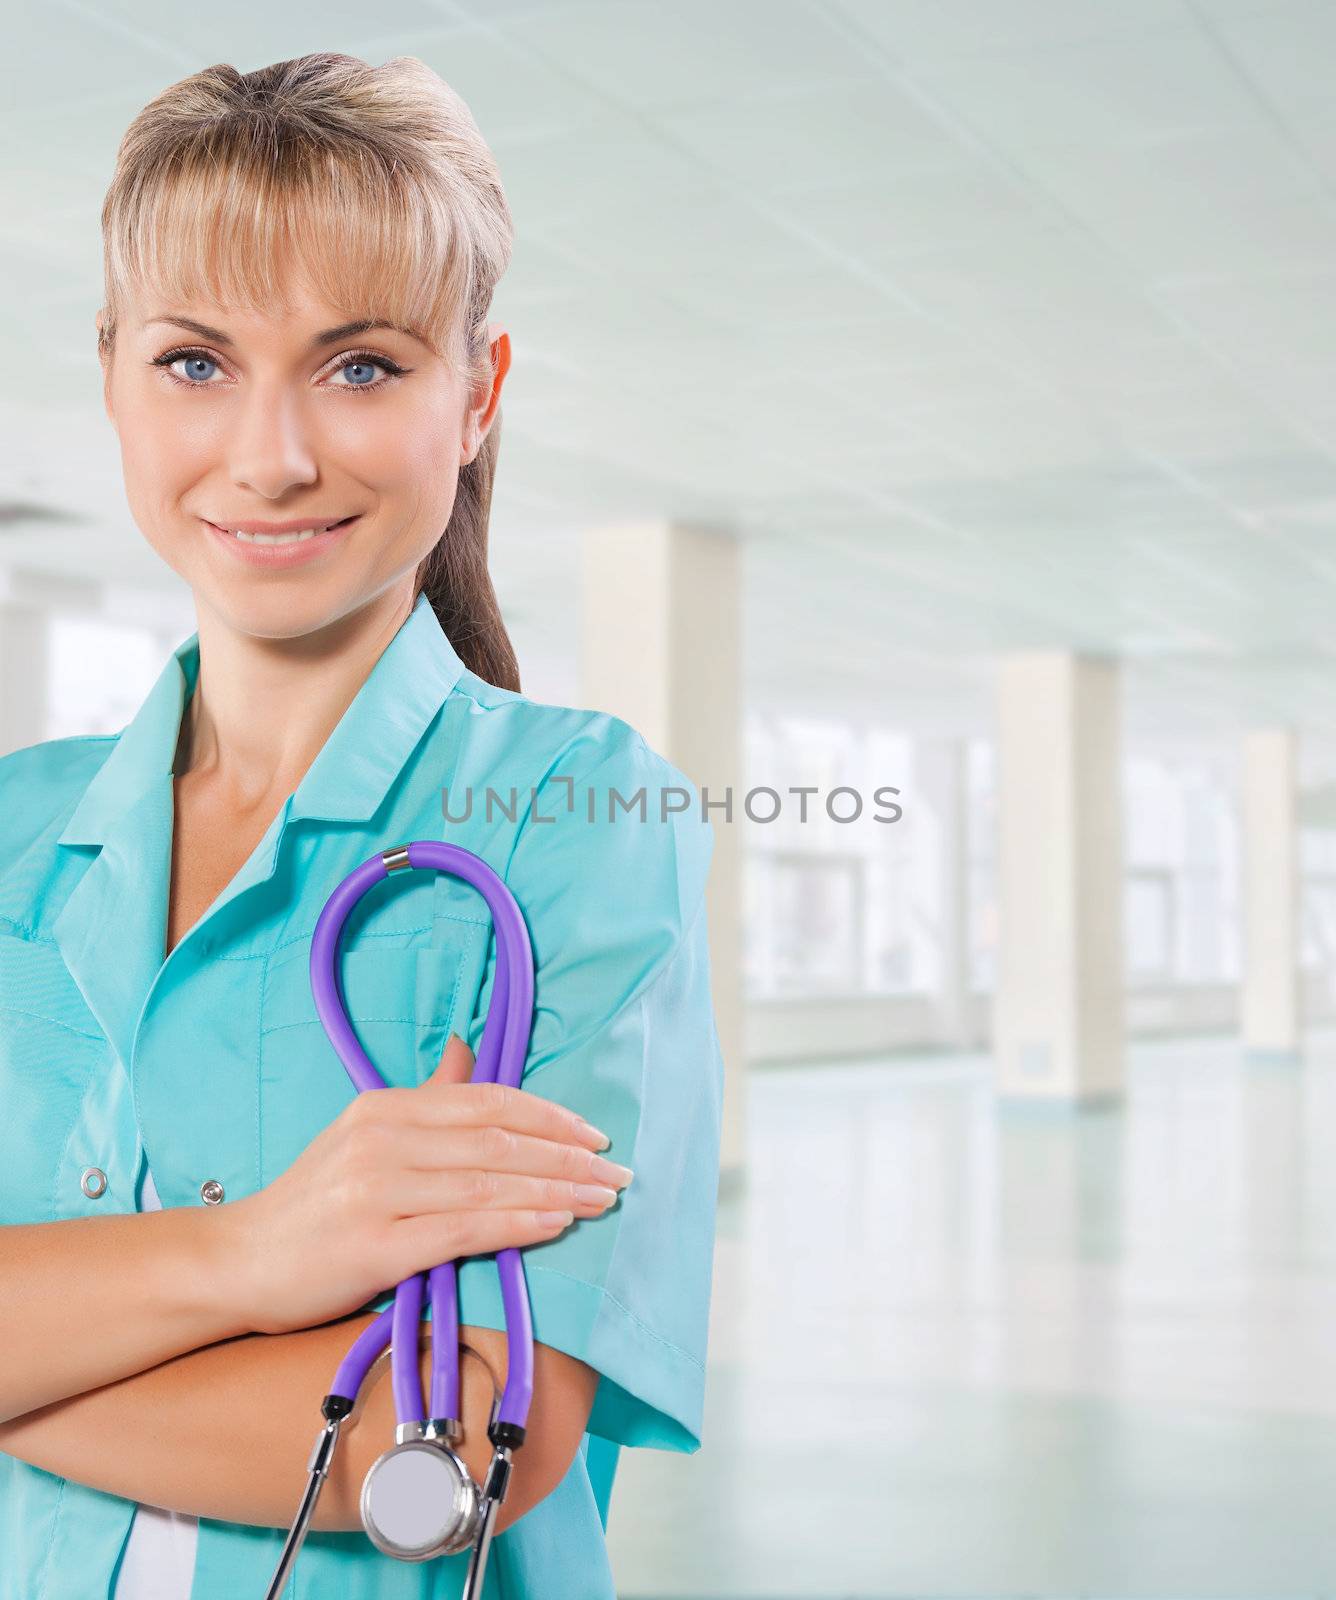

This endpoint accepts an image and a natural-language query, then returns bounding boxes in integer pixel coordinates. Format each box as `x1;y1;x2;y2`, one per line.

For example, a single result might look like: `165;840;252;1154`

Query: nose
226;378;320;500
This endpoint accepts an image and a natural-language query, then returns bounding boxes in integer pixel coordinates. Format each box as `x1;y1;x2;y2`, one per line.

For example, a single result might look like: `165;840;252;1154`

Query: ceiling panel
2;0;1336;750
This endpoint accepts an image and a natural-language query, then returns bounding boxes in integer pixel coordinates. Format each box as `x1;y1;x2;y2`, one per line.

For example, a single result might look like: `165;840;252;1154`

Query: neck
173;585;414;809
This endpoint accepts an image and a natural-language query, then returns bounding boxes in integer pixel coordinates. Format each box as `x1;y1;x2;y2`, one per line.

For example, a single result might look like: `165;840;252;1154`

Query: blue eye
150;347;224;386
175;353;219;383
150;345;407;395
334;360;381;387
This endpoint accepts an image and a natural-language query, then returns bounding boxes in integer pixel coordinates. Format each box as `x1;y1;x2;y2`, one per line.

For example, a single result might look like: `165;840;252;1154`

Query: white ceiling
4;0;1336;768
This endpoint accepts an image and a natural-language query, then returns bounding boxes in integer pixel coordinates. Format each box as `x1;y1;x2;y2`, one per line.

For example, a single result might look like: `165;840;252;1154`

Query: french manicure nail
576;1119;611;1150
574;1183;618;1208
591;1156;634;1188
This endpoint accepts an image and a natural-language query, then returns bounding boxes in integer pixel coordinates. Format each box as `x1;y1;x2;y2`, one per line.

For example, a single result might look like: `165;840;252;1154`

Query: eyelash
149;345;408;395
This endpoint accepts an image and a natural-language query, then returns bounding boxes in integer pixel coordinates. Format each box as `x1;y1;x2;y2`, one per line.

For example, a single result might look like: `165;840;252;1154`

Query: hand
220;1034;633;1335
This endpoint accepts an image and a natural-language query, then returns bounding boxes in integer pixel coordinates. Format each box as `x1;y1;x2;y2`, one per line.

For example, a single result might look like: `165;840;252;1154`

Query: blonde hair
98;51;522;690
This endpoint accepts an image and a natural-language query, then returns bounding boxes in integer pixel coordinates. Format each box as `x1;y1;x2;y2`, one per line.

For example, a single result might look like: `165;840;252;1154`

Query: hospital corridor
613;1033;1336;1596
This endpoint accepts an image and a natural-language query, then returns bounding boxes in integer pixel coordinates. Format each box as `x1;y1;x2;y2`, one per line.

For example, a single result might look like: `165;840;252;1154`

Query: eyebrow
143;315;429;349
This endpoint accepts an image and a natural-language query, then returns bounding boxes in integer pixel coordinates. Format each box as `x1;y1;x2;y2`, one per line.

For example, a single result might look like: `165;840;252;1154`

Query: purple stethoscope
263;841;535;1600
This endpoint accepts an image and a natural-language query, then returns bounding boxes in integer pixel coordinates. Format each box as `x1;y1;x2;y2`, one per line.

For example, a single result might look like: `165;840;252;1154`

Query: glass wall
743;714;914;998
1123;755;1240;986
1301;826;1336;978
749;727;1252;1011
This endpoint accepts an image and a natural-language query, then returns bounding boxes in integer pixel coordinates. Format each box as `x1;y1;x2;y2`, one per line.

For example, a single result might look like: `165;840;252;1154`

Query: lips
202;514;359;566
206;515;358;540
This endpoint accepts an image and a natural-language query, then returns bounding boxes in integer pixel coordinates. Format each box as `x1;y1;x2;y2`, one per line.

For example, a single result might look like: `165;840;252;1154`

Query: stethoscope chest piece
360;1439;479;1562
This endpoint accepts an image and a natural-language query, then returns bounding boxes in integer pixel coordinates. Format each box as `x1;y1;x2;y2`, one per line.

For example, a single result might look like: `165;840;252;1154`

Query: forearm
0;1313;531;1534
0;1209;249;1424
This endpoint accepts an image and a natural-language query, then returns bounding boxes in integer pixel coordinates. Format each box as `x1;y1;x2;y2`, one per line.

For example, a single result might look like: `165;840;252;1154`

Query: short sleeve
454;719;724;1453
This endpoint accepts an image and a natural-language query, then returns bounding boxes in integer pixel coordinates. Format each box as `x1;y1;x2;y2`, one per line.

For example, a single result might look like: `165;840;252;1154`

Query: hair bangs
104;144;479;376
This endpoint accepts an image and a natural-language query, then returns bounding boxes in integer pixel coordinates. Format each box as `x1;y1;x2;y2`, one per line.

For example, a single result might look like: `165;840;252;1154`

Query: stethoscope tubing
308;841;536;1432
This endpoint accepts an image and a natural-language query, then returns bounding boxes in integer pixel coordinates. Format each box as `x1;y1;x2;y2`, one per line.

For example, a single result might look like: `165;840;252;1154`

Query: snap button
199;1178;225;1205
80;1166;108;1199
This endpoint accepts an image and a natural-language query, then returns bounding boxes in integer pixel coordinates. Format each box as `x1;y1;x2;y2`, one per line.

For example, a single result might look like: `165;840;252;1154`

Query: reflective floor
609;1029;1336;1598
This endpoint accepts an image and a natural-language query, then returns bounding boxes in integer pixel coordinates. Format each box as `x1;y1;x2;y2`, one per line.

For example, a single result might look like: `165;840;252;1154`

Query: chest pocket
0;932;133;1223
257;916;494;1185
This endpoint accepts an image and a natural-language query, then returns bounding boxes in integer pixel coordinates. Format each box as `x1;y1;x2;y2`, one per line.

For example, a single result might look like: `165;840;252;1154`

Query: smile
207;515;358;545
201;515;360;566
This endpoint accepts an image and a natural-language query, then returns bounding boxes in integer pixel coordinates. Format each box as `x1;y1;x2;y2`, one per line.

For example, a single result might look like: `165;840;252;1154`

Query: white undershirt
113;1163;200;1599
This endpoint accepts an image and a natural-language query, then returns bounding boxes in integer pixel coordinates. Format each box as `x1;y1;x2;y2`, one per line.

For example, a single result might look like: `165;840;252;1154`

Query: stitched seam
264;916;485;962
32;1475;67;1600
267;922;433;958
260;1013;417;1034
261;930;482;1035
434;940;470;1043
0;1003;102;1040
525;1264;705;1372
256;947;267;1191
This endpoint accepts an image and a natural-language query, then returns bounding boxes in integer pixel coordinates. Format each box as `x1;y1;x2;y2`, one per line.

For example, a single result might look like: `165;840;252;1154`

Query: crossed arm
0;1272;597;1535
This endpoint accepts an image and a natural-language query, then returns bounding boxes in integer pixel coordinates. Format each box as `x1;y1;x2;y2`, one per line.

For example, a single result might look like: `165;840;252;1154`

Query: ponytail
413;408;521;693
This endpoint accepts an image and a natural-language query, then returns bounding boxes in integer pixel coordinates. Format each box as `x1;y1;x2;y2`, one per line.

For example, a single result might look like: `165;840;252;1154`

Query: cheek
329;392;462;521
330;387;452;464
117;387;215;520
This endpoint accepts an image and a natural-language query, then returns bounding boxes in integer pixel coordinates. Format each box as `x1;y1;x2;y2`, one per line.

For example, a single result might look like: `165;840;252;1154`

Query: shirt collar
56;592;468;848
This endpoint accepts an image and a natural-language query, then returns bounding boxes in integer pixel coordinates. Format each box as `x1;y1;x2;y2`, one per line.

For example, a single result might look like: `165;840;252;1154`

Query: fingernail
537;1210;575;1228
573;1183;618;1208
591;1157;634;1188
576;1119;611;1150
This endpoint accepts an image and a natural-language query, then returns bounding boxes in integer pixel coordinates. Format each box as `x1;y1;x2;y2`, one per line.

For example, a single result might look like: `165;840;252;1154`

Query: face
97;276;510;642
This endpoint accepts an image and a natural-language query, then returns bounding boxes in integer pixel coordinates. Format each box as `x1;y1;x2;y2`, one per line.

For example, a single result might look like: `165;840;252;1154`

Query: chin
192;577;340;640
193;573;410;645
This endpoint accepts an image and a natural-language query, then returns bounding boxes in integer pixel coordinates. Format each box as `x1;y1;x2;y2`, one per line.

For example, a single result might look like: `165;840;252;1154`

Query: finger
398;1077;611;1152
386;1123;634;1189
388;1207;575;1274
429;1031;476;1086
386;1168;621;1220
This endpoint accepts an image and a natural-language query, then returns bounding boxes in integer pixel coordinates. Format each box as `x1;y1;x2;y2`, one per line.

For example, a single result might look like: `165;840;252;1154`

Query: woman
0;52;723;1600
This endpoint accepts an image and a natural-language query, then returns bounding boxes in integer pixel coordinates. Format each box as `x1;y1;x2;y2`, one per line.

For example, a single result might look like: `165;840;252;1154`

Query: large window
1123;755;1239;984
743;715;914;998
967;745;1240;992
1301;827;1336;976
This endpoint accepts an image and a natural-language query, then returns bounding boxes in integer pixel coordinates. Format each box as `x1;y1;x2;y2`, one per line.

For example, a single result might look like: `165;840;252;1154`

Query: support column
994;652;1123;1103
580;520;745;1180
1240;728;1300;1059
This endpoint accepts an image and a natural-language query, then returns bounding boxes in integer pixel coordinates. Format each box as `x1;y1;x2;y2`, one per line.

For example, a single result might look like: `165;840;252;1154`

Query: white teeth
231;527;325;545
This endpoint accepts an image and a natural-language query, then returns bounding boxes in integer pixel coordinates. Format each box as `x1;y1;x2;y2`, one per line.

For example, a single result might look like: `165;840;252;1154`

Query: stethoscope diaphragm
360;1436;479;1561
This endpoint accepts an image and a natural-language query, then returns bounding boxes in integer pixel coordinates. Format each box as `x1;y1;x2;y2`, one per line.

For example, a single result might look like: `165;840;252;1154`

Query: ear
464;322;511;464
94;309;115;427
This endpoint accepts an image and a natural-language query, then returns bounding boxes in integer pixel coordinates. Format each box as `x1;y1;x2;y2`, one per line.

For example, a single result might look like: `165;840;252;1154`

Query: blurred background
6;1;1336;1595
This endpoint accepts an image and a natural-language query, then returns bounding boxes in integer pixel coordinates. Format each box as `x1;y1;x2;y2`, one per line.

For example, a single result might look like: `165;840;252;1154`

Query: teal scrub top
0;592;723;1599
